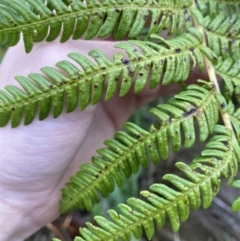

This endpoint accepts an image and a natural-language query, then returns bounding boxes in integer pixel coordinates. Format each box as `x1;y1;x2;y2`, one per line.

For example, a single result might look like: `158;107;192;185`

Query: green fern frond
202;13;240;60
197;0;240;17
0;30;214;128
0;0;200;53
215;58;240;101
232;197;240;212
59;83;219;214
230;179;240;212
226;101;240;142
67;125;239;241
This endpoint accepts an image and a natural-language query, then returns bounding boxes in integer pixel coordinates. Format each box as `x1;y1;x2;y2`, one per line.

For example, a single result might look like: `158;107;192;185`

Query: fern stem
192;0;234;133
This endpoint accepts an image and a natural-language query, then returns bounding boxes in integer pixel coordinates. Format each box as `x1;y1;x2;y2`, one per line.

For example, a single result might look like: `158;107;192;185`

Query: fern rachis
0;29;214;128
60;83;219;213
71;126;239;241
0;0;198;53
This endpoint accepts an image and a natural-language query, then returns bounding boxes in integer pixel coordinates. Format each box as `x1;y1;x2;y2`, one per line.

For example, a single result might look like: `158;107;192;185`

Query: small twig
62;214;73;229
173;232;181;241
46;223;65;241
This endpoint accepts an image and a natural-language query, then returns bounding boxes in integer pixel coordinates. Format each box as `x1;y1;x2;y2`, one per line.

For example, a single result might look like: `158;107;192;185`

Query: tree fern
1;0;240;240
197;0;240;17
230;179;240;212
0;0;202;53
203;13;240;60
215;58;240;102
226;101;240;142
0;29;215;128
57;125;239;241
60;82;219;213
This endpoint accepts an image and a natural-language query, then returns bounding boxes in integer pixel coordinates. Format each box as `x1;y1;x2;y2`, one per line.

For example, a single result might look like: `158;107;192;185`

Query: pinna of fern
59;82;220;213
202;13;240;61
54;125;240;241
215;58;240;103
225;101;240;143
230;179;240;212
0;0;202;53
197;0;240;17
223;100;240;213
211;57;240;142
0;29;216;128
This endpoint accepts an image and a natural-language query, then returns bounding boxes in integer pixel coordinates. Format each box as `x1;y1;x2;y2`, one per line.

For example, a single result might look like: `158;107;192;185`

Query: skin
0;39;204;240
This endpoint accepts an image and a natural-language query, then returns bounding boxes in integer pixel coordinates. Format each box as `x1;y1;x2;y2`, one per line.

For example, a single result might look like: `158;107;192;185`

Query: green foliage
0;0;199;53
1;0;240;241
0;29;214;128
203;14;240;61
60;83;219;213
0;44;7;62
197;0;240;17
65;125;239;241
216;58;240;102
230;180;240;212
226;101;240;142
232;197;240;212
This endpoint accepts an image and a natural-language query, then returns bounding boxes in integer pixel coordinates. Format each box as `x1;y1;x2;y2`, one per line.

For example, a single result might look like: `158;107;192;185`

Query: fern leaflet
230;179;240;212
60;125;239;241
215;58;240;102
226;101;240;142
202;13;240;60
0;30;215;128
0;0;201;53
60;83;219;213
197;0;240;17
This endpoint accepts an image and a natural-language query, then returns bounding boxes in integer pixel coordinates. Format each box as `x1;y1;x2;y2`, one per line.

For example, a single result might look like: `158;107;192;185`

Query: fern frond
70;125;239;241
230;179;240;212
0;0;200;53
232;197;240;212
197;0;240;17
202;13;240;60
215;58;240;102
225;101;240;142
59;83;219;214
0;30;214;128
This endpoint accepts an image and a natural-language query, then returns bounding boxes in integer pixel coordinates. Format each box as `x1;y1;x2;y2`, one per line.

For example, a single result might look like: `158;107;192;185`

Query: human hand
0;39;202;241
0;39;164;241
